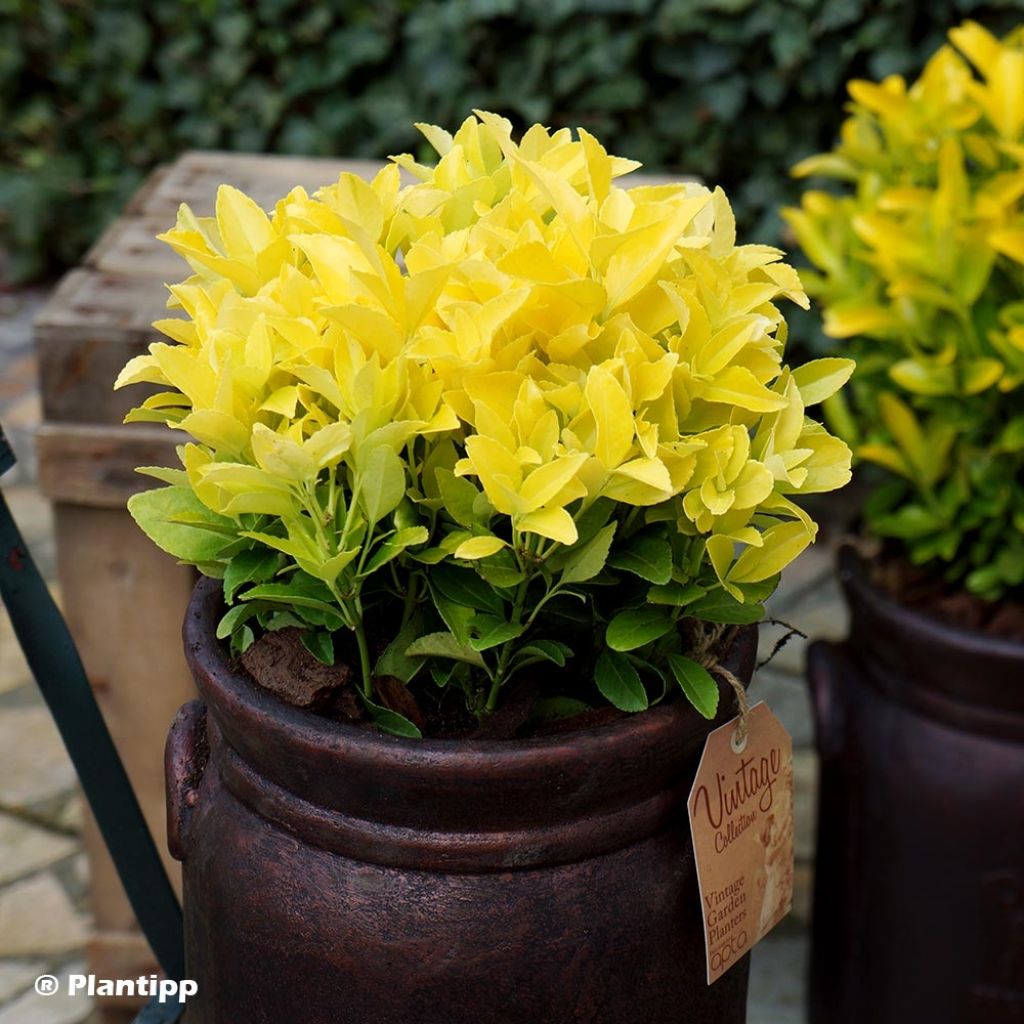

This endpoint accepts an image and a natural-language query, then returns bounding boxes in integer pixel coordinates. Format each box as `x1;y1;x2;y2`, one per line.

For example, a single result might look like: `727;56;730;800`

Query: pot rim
185;575;757;769
839;544;1024;664
181;576;758;866
836;543;1024;729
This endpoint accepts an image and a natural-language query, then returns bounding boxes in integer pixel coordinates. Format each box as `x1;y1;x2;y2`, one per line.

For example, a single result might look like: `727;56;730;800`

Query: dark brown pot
167;577;758;1024
808;546;1024;1024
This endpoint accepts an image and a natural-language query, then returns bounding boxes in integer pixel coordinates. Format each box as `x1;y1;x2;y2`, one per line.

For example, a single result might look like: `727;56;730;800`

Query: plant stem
400;573;418;629
353;615;374;699
485;570;531;714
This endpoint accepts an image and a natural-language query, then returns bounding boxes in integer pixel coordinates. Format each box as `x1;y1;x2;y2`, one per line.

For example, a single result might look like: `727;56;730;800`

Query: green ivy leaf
605;607;673;651
667;654;719;719
595;650;648;712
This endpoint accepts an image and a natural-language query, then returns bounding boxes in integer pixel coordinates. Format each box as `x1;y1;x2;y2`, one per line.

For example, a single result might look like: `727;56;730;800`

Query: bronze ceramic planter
808;547;1024;1024
167;577;759;1024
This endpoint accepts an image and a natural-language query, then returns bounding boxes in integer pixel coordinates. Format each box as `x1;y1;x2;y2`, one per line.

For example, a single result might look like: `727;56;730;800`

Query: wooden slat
35;269;176;423
36;423;179;507
139;150;382;216
122;164;173;216
85;930;161;1009
139;149;684;218
53;502;194;916
83;215;181;280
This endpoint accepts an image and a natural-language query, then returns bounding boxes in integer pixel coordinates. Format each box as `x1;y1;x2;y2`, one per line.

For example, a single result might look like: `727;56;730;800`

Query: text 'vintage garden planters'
808;549;1024;1024
169;577;758;1024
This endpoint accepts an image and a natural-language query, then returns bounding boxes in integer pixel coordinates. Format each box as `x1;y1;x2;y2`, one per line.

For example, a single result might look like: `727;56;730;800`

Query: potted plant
785;21;1024;1024
117;112;853;1024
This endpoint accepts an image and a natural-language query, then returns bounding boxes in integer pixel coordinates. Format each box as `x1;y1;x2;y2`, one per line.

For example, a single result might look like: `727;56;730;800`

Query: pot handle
165;699;208;862
807;640;847;761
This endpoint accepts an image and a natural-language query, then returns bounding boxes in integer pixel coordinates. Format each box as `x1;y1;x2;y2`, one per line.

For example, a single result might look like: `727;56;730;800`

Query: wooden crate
34;149;678;1019
33;150;389;1020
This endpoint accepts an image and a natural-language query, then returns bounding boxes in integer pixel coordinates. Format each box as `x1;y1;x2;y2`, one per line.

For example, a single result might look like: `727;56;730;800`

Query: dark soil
871;550;1024;643
236;622;732;740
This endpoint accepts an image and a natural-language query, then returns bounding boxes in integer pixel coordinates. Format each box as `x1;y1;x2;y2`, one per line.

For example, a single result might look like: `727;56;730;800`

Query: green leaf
478;558;526;589
405;631;487;668
647;581;706;606
376;617;426;684
436;468;481;528
667;654;720;719
223;548;281;602
469;616;525;651
301;631;334;665
595;650;648;712
127;486;235;564
239;581;345;627
605;607;673;651
429;584;477;646
429;563;505;615
531;697;590;721
230;624;255;656
561;522;616;585
362;697;422;739
514;639;573;667
216;602;261;640
686;589;765;625
359;445;406;526
362;526;429;574
607;531;673;584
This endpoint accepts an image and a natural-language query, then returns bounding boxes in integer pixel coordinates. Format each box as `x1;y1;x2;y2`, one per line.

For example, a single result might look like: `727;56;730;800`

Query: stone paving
0;286;850;1022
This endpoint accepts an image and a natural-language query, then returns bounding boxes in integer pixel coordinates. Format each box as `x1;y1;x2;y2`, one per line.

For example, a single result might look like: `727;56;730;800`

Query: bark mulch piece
241;628;354;709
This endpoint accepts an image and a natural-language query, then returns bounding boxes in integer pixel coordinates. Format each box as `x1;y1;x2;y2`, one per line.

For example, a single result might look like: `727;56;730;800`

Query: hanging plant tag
687;701;794;984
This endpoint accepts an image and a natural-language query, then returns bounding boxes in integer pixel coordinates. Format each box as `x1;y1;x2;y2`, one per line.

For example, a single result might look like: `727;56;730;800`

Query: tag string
692;622;750;748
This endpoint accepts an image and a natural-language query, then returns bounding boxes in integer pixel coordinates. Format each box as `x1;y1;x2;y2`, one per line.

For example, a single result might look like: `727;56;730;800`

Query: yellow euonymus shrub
785;21;1024;601
118;113;852;732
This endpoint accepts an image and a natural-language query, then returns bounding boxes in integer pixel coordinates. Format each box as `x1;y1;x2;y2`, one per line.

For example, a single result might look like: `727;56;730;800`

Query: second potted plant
119;112;853;1022
786;20;1024;1023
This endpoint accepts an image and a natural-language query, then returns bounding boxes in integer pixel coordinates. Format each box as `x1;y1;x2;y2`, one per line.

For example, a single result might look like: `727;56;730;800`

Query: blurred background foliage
2;0;1023;284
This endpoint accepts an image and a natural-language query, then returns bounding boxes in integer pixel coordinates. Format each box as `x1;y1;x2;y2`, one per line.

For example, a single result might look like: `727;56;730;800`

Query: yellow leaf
991;229;1024;264
700;367;789;413
585;366;634;469
728;520;812;583
791;358;855;405
252;424;315;481
516;507;578;545
216;185;276;256
454;535;507;560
